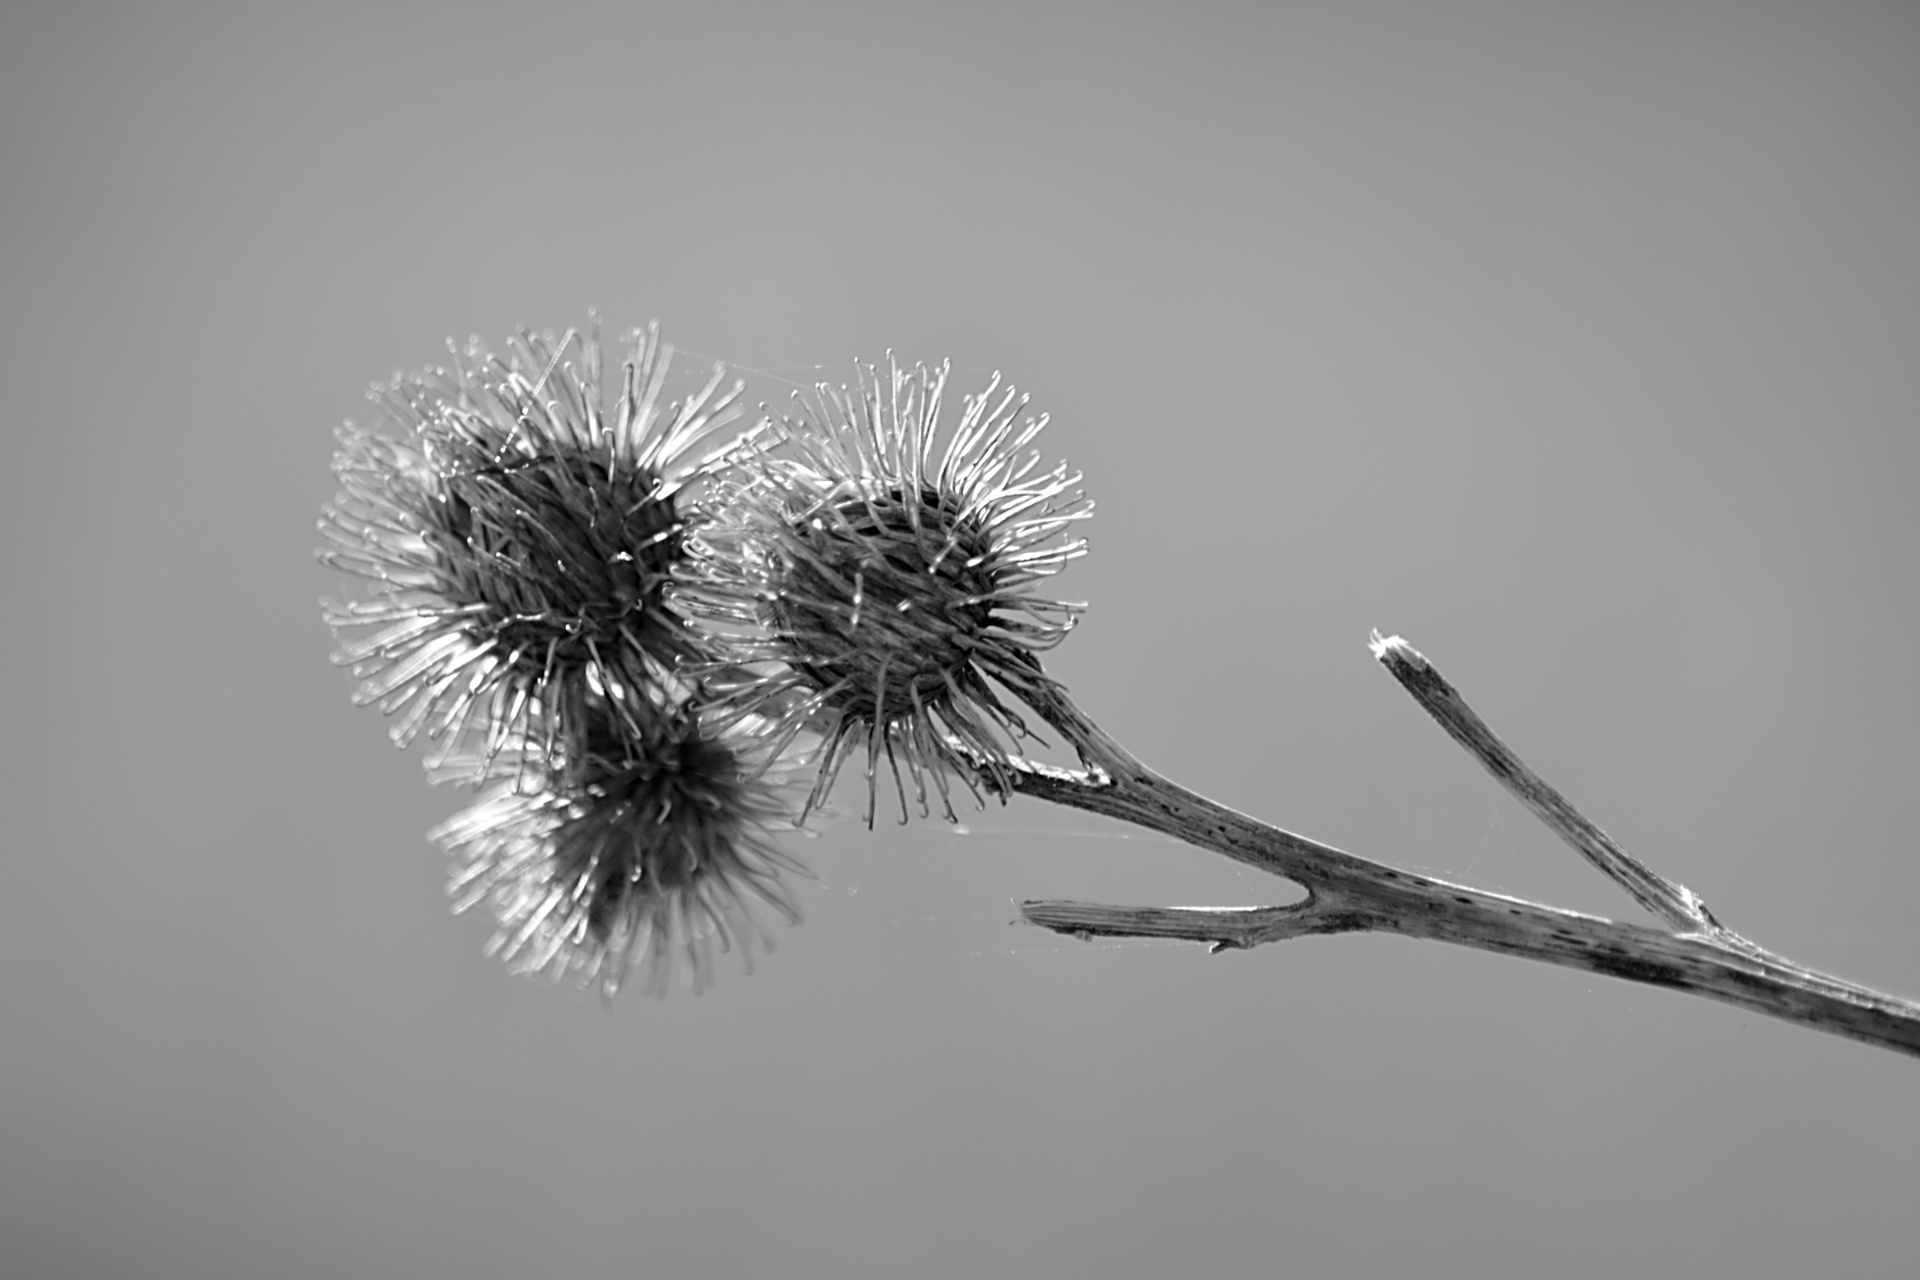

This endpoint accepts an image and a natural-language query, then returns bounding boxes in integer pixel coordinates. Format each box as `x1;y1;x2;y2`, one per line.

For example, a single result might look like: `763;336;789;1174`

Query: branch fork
1000;633;1920;1059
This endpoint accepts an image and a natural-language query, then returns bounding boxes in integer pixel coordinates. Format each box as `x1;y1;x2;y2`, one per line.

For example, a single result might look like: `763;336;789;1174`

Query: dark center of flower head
772;485;1002;721
434;449;693;664
554;717;752;943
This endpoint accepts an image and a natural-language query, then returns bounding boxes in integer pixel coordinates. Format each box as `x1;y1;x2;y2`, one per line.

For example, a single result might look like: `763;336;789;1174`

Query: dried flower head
318;321;743;777
429;700;811;998
689;357;1092;824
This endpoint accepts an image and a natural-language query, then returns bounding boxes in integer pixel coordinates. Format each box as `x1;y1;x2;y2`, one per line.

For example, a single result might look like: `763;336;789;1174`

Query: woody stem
999;660;1920;1060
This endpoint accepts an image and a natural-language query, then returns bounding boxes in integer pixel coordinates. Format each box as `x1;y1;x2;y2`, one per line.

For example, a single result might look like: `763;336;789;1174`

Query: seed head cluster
319;322;745;777
429;705;809;998
688;356;1092;824
321;322;1092;993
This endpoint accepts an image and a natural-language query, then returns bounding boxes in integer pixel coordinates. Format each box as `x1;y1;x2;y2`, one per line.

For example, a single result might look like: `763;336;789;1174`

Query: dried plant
320;317;1920;1057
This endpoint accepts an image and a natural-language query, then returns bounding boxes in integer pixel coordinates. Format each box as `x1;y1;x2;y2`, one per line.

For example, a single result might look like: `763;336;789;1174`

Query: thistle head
689;356;1092;824
318;320;744;778
429;700;811;998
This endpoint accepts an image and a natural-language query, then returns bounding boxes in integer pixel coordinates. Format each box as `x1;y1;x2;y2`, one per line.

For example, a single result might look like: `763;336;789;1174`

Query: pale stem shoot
1367;632;1717;933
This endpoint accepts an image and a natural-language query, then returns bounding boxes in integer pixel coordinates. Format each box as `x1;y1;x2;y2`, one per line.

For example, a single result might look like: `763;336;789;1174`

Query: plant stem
1368;632;1717;932
1001;645;1920;1060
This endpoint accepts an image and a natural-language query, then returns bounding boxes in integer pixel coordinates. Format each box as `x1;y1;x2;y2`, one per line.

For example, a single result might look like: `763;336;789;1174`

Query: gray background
5;1;1919;1276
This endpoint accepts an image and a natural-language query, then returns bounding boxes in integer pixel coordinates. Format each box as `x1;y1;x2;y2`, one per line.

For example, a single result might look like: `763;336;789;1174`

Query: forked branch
1367;633;1719;933
1001;636;1920;1059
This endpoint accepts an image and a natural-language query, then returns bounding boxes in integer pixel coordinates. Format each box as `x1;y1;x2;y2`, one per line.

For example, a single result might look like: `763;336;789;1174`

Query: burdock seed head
688;356;1092;825
318;319;744;780
428;700;812;998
